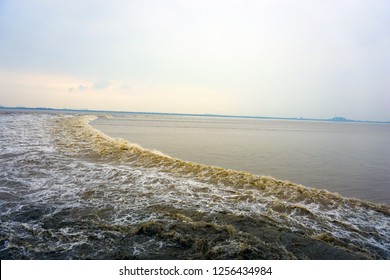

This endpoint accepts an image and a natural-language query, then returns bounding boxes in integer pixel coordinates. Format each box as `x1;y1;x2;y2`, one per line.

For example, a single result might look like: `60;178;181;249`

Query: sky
0;0;389;121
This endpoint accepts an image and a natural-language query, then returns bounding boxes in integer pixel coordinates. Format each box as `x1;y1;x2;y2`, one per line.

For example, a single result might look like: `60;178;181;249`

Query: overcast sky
0;0;389;121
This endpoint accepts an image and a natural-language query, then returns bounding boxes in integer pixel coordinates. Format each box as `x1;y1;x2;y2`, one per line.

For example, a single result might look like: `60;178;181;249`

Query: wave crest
49;114;390;259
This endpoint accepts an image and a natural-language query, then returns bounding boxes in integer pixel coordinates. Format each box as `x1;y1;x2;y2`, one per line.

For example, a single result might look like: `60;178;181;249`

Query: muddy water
0;111;389;259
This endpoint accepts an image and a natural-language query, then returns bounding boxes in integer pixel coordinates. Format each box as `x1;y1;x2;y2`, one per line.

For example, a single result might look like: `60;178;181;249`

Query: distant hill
1;105;389;124
328;117;350;122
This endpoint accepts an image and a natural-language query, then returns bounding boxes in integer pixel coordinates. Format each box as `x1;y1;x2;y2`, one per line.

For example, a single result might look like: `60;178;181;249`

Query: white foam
0;112;389;259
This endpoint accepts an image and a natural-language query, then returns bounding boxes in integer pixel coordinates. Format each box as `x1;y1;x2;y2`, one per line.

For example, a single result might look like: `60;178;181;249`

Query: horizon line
0;105;389;124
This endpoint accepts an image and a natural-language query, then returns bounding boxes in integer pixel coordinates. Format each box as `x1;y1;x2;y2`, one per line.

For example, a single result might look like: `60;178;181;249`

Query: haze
0;0;389;121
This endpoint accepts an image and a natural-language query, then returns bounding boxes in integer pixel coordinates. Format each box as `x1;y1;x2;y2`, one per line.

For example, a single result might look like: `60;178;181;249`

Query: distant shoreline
1;105;389;124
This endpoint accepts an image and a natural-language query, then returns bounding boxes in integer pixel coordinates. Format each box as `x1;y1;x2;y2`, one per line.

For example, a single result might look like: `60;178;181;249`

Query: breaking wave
0;112;389;259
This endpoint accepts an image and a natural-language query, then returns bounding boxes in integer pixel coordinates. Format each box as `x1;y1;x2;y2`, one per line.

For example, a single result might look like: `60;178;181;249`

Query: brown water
1;111;389;260
91;114;390;204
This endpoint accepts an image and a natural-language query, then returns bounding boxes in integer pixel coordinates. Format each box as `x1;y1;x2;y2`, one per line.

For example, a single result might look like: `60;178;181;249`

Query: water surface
1;111;389;260
92;114;390;204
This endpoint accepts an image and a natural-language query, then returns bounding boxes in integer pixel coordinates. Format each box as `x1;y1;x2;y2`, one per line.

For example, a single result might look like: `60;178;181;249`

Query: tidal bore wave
0;112;389;259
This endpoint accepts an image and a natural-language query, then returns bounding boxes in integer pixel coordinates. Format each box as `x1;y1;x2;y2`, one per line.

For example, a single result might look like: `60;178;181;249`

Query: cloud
68;80;112;92
1;1;389;120
79;85;88;91
92;80;112;90
68;84;88;92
